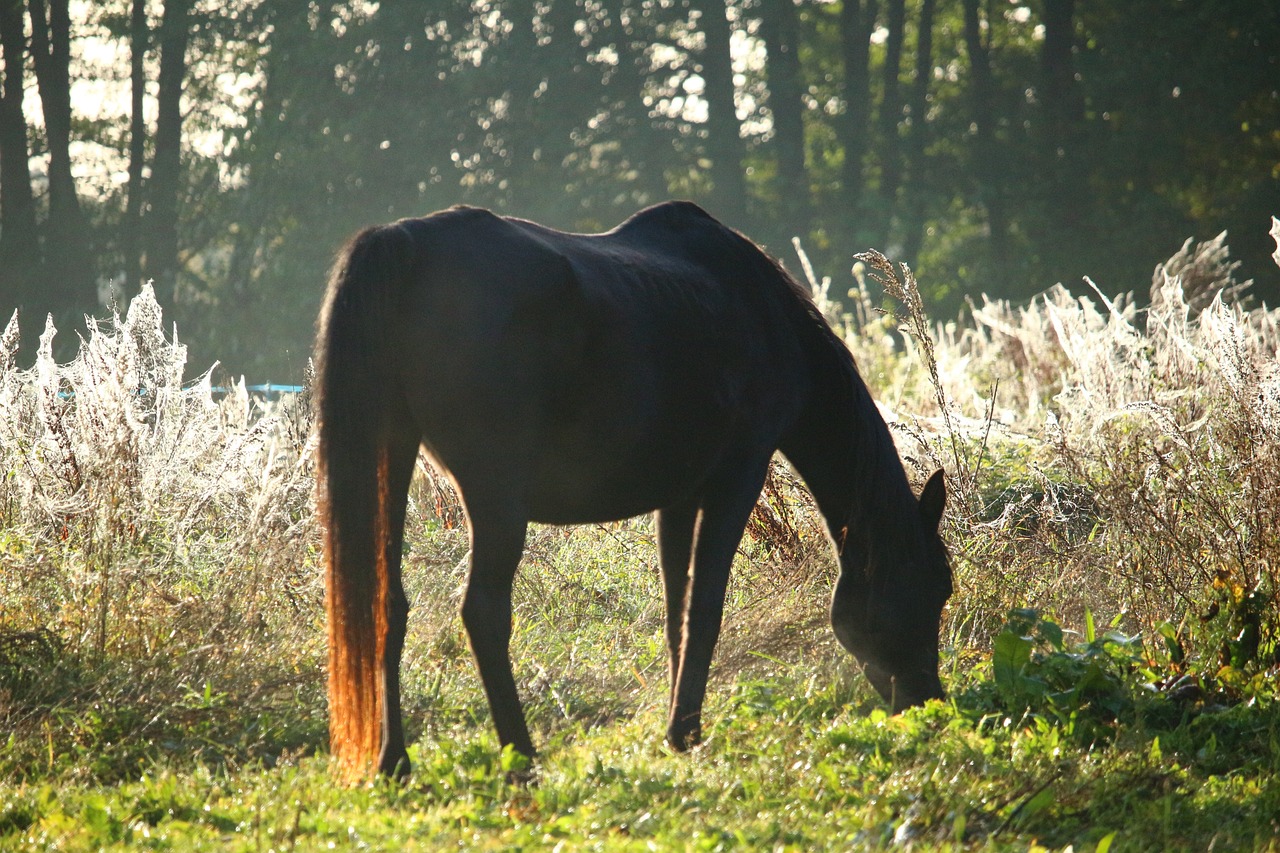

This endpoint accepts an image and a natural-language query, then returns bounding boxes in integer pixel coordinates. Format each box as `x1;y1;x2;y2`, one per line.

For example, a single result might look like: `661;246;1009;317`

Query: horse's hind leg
459;505;535;757
656;499;698;708
667;460;771;751
378;426;421;778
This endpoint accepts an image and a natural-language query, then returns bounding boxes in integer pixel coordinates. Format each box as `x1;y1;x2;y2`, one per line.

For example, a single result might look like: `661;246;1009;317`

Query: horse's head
830;469;952;712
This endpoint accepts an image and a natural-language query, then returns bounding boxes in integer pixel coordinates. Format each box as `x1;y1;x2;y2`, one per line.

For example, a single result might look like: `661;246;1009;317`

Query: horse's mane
724;226;916;542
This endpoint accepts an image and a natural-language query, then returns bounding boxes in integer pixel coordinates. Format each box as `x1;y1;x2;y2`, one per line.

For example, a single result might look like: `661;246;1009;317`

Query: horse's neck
782;351;914;549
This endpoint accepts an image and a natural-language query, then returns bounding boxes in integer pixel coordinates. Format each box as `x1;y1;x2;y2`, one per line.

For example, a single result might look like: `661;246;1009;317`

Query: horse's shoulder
401;206;551;259
413;205;505;231
618;200;723;235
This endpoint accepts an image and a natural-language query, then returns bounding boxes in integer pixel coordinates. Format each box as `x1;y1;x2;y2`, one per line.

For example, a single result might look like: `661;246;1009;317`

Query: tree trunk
901;0;936;270
1039;0;1085;269
145;0;192;307
123;0;147;299
759;0;808;240
0;0;38;276
604;0;672;207
691;0;747;226
225;0;302;301
494;0;603;222
28;0;94;323
876;0;906;238
961;0;1009;291
838;0;877;244
1041;0;1078;149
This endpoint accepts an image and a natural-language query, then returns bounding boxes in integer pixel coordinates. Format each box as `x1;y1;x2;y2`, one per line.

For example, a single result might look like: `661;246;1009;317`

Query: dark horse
315;201;953;778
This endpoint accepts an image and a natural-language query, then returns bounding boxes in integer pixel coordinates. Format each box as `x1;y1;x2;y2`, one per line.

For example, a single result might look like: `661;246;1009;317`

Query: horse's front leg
667;461;770;751
460;509;535;757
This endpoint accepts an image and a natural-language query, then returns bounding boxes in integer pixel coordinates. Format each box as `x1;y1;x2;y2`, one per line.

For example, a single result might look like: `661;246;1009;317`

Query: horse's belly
523;467;707;524
522;405;767;524
524;458;706;523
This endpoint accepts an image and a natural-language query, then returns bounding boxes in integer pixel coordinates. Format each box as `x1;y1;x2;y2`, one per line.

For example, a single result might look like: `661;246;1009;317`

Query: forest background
3;3;1280;846
0;0;1278;380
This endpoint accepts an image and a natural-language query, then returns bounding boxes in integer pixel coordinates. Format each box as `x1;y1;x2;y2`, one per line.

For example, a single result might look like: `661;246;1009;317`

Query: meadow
1;228;1279;850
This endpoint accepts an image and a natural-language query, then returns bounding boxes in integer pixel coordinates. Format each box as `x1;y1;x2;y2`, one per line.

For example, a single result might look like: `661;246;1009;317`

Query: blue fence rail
210;383;306;399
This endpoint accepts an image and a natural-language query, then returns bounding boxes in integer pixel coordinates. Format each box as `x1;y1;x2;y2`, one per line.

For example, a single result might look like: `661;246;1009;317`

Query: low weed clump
2;224;1279;850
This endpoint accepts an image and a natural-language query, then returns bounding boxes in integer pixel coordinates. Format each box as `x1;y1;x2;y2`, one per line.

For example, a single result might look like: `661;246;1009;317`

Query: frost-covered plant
0;284;319;656
861;221;1280;673
1152;230;1251;315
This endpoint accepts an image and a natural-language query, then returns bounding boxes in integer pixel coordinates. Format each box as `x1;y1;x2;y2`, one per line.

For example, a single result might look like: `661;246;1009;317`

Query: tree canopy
1;0;1277;378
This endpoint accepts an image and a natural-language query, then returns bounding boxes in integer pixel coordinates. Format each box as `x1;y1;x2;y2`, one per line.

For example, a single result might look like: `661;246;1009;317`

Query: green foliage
980;609;1154;744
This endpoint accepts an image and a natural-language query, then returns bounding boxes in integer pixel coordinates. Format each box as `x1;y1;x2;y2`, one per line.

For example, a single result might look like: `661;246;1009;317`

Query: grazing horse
314;201;953;778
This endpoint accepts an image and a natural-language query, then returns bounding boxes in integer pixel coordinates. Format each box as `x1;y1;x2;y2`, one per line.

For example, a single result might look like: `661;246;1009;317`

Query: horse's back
382;203;813;523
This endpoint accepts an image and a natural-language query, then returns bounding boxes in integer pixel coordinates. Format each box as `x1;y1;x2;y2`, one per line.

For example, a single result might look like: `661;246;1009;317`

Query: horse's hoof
505;764;538;786
666;725;702;752
378;752;411;781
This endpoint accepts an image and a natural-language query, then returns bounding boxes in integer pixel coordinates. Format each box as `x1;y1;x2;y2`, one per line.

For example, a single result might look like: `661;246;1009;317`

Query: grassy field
2;233;1279;850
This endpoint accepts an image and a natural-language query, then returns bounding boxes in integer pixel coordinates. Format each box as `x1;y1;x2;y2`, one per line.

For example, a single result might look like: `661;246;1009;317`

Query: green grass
2;511;1278;851
3;625;1279;851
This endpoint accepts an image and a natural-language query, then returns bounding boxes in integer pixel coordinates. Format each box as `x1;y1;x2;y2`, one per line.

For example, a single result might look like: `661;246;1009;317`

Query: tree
3;0;1272;378
900;0;936;270
837;0;876;244
496;0;612;221
600;0;677;208
960;0;1010;292
690;0;747;226
875;0;906;239
144;0;193;307
122;0;147;298
1040;0;1079;168
1027;0;1088;284
0;0;39;326
28;0;94;322
759;0;809;236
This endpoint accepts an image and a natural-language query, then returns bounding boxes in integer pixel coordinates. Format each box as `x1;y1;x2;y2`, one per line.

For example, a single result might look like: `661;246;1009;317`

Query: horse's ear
919;469;946;532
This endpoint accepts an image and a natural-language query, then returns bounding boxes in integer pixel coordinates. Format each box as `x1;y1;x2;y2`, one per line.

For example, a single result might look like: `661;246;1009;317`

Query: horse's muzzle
863;662;945;713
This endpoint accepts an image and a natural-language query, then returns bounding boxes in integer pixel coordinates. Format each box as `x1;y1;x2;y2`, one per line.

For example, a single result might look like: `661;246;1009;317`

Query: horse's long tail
314;223;413;778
